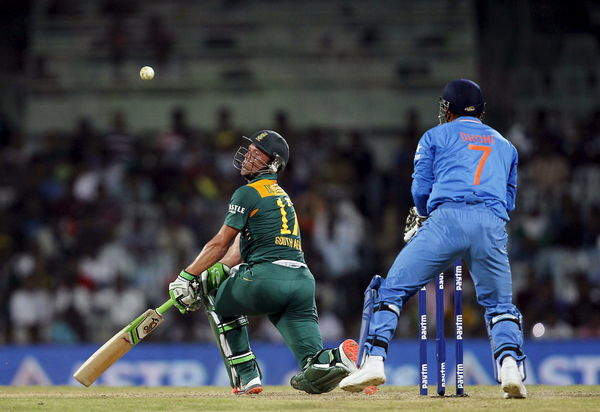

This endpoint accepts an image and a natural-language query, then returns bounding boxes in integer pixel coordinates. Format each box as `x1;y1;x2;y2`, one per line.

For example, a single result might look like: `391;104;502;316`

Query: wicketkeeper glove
403;206;428;243
169;270;201;314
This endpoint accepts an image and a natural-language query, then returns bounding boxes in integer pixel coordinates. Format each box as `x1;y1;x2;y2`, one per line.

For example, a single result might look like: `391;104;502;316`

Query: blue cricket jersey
411;116;518;221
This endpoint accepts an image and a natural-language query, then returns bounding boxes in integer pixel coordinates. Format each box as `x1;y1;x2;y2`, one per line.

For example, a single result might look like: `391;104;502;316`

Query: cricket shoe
500;357;527;399
338;339;359;372
339;355;386;393
232;376;263;395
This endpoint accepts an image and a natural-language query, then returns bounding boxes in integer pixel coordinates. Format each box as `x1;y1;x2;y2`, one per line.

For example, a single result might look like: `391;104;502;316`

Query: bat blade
73;300;173;387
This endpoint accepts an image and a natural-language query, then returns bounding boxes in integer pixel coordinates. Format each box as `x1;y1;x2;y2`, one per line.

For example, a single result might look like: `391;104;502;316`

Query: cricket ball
364;385;378;395
140;66;155;80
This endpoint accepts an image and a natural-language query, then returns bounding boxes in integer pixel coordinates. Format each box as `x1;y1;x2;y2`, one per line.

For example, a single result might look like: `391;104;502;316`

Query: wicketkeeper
168;130;358;395
340;79;528;399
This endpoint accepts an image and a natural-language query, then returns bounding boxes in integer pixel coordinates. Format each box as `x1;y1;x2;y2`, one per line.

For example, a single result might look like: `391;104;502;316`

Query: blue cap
442;79;485;116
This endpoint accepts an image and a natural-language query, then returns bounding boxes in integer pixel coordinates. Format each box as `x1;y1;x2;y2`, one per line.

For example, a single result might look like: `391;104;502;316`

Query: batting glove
200;263;230;296
169;270;201;314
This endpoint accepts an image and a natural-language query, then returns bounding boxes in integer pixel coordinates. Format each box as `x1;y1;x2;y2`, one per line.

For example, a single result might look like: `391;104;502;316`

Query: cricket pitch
0;385;598;412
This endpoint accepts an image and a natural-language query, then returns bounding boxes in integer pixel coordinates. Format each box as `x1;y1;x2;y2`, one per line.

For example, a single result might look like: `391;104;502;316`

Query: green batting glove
200;263;230;295
169;270;199;314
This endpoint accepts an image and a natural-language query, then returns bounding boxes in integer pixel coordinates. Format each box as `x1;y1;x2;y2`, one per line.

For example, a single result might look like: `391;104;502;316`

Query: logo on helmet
256;132;268;141
465;106;476;112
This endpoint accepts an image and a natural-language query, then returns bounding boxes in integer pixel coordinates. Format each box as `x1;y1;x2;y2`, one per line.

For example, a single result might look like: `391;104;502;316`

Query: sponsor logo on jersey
229;204;246;214
415;144;423;160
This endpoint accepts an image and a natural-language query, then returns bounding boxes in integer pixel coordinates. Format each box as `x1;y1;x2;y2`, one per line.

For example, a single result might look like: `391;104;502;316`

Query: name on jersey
248;180;287;198
460;132;494;144
228;204;246;214
262;183;286;195
274;236;302;251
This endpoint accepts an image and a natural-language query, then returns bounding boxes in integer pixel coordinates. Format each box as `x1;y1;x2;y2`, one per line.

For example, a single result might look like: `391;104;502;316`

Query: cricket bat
73;299;174;387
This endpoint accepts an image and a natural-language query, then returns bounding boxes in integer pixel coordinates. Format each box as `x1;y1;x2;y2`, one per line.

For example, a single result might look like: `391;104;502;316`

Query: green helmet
233;130;290;177
246;130;289;172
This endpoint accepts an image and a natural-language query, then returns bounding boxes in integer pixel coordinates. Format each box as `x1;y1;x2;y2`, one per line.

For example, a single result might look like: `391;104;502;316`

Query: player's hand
200;263;230;295
169;271;201;314
403;207;427;243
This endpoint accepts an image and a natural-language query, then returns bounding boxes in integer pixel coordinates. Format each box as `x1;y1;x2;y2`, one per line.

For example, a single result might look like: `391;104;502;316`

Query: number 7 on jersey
468;144;492;185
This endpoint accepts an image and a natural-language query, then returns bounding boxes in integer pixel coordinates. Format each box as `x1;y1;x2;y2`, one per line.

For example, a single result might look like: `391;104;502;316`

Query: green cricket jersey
224;174;305;265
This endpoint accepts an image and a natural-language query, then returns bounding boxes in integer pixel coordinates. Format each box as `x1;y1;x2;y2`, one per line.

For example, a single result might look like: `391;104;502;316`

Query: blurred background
0;0;599;383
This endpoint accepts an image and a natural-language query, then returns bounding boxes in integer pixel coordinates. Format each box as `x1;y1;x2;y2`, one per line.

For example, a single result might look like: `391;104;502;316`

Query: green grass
0;385;598;412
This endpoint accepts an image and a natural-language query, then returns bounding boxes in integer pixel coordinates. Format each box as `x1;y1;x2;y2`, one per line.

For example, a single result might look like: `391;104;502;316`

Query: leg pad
290;350;352;394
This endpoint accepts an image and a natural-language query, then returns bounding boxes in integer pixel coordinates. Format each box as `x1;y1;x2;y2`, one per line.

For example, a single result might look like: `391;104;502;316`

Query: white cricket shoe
339;355;386;393
500;356;527;399
232;376;263;395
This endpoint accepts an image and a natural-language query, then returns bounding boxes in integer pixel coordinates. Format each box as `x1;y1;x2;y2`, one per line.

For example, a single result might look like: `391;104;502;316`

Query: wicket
419;259;466;396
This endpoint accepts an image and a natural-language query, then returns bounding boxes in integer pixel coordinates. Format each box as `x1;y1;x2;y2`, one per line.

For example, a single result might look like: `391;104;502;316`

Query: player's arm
169;186;256;313
187;233;243;299
221;232;242;267
506;145;518;212
185;224;240;275
169;224;239;313
411;131;435;216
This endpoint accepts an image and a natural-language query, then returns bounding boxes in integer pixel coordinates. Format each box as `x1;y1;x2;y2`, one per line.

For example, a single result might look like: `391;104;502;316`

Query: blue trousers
368;202;525;364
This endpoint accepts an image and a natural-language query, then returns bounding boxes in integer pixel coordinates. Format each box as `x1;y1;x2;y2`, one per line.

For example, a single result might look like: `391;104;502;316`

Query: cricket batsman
339;79;528;399
168;130;358;395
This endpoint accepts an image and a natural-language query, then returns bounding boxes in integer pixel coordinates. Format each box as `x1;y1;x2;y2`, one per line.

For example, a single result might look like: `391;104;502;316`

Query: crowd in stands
0;104;599;345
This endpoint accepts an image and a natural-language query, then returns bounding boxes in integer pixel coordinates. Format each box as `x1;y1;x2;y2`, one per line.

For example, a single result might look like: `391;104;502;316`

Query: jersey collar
456;116;482;124
248;173;278;183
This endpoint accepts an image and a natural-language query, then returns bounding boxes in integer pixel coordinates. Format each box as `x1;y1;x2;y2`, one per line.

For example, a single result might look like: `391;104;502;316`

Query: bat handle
157;299;174;315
